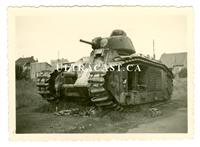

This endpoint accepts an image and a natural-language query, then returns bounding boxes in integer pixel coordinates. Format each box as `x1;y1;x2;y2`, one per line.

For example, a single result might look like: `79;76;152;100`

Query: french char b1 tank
36;30;173;111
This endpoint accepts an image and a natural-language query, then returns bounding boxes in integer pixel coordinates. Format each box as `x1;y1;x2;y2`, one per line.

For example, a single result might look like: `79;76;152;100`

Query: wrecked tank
36;30;173;111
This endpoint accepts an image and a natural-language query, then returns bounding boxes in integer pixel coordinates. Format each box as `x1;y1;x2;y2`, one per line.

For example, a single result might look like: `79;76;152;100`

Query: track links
88;67;123;111
36;70;58;101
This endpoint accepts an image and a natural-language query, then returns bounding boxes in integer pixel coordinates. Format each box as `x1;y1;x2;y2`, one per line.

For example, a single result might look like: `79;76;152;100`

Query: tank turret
80;29;136;55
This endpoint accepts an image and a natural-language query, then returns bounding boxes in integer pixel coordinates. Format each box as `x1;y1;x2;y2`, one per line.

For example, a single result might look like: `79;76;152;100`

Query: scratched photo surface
8;7;193;140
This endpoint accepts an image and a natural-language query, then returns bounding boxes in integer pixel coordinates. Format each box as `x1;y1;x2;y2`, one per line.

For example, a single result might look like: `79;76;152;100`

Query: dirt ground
16;98;187;133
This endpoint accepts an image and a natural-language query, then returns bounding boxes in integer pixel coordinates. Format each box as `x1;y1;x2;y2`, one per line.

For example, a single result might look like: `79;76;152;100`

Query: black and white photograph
8;6;193;140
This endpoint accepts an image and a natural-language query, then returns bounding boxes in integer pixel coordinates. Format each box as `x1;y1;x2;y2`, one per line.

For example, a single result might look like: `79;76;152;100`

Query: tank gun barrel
80;39;94;45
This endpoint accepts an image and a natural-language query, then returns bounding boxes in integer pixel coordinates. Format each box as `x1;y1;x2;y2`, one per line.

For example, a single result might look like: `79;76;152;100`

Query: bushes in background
178;67;187;78
16;64;23;80
15;64;30;80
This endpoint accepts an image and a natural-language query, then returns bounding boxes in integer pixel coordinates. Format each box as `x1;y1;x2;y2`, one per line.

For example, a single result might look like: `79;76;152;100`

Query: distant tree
23;68;30;81
16;65;30;80
16;64;23;80
178;67;187;78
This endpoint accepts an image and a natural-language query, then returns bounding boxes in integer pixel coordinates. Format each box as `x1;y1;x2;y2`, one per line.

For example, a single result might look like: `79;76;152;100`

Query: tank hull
37;54;173;110
36;29;173;110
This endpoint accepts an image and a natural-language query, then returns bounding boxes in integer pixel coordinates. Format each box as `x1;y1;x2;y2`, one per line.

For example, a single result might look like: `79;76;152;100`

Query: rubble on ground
149;108;162;117
54;107;97;117
143;107;162;117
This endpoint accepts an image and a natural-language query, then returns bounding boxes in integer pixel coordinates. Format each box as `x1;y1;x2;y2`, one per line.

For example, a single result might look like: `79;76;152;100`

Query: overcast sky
15;7;187;63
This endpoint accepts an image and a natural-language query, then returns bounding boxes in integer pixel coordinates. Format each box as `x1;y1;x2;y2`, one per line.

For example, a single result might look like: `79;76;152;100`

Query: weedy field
16;80;131;125
16;77;188;133
16;80;48;110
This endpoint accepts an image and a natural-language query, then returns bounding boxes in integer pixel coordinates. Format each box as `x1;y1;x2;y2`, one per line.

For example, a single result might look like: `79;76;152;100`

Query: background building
51;58;69;69
15;56;36;71
30;62;53;80
160;52;187;75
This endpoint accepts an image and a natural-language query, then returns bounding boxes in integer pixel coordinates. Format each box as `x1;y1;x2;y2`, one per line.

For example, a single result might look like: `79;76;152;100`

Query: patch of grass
16;80;48;109
34;100;94;113
172;77;187;99
92;109;107;118
33;103;56;113
93;109;129;122
106;111;128;122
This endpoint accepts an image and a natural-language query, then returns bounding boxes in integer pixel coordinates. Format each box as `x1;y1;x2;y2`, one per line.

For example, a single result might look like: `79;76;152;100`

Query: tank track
36;70;60;103
88;69;124;111
112;54;174;78
88;55;173;110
